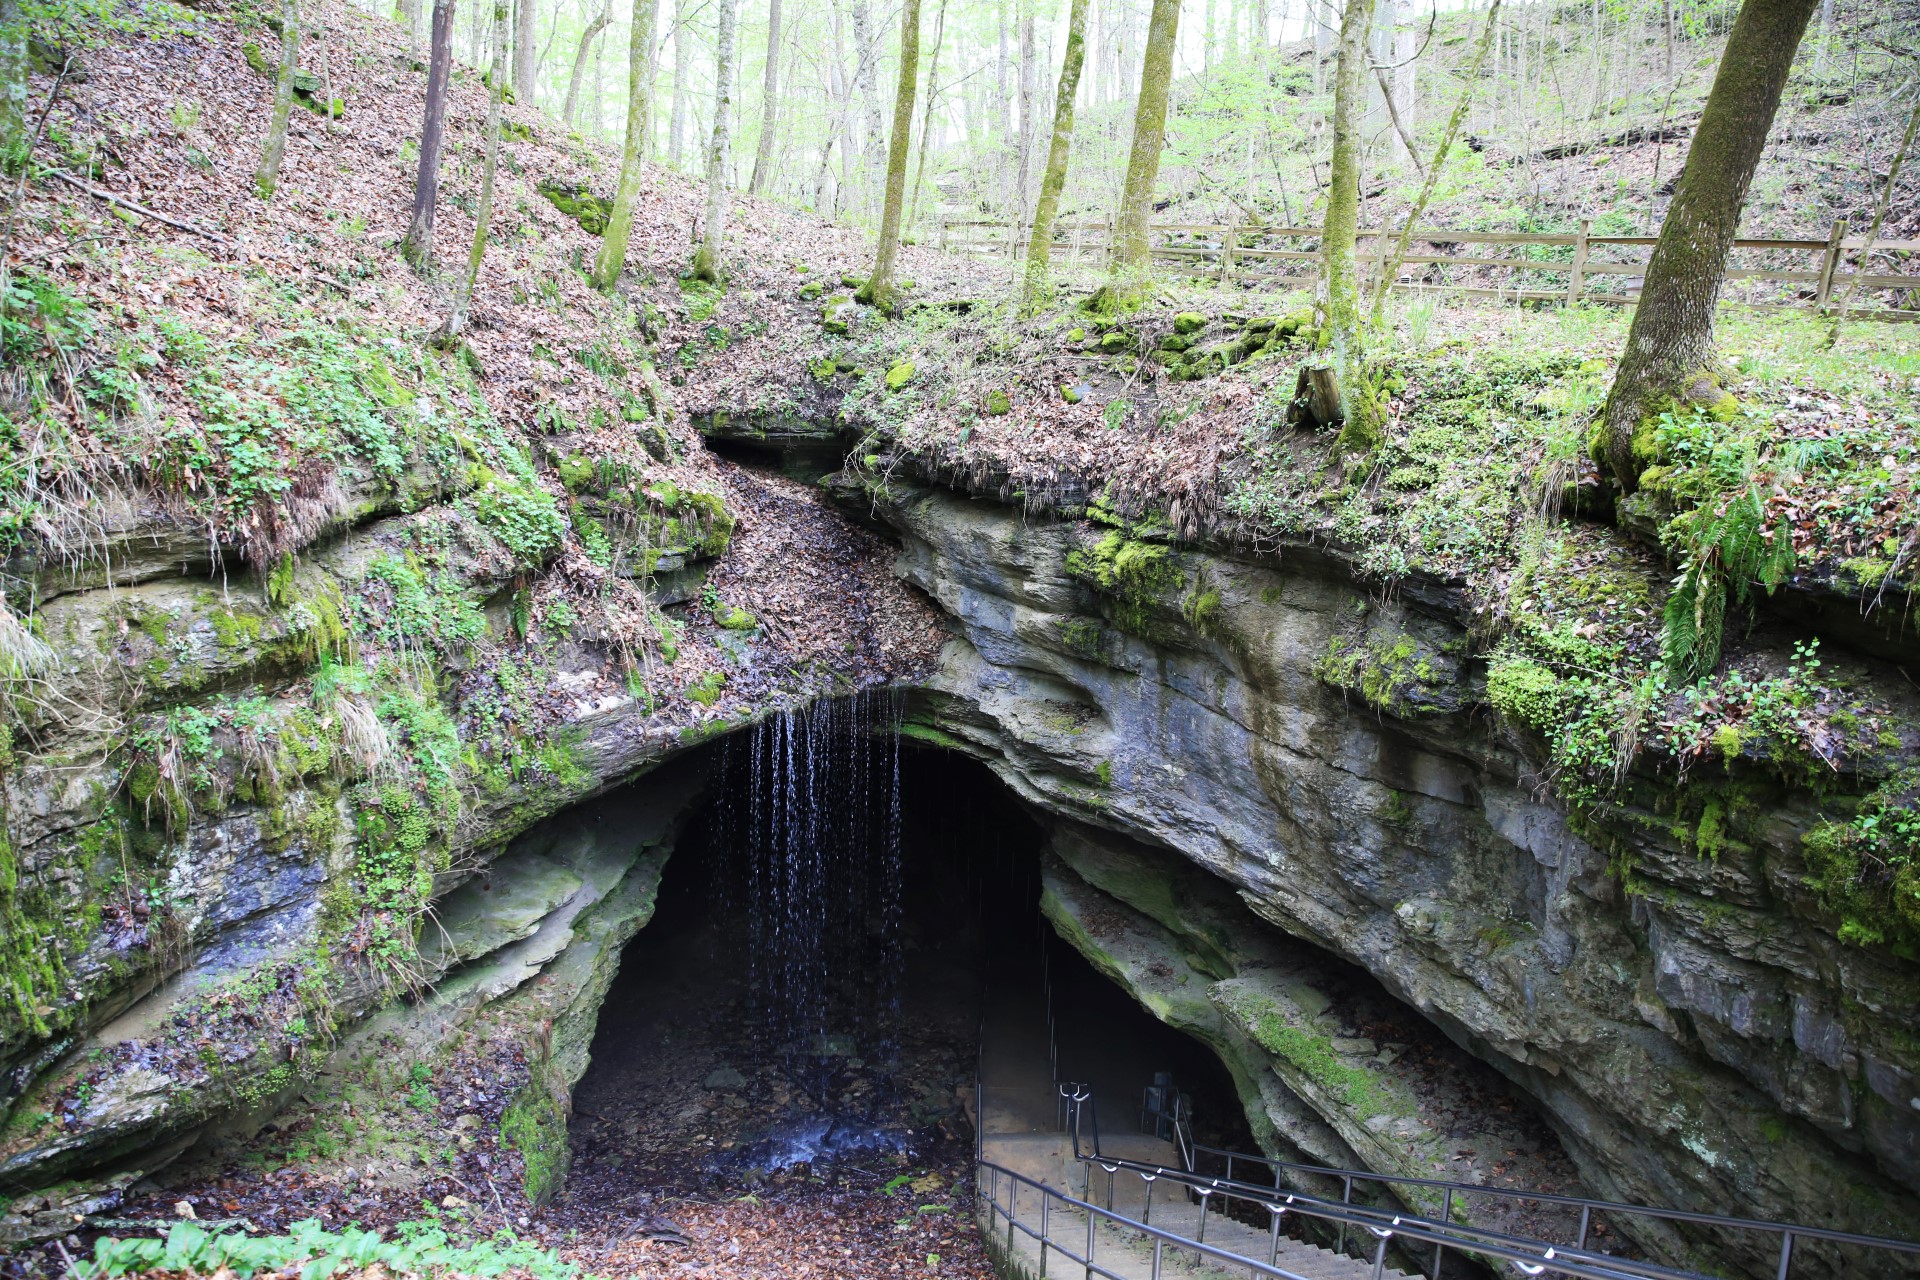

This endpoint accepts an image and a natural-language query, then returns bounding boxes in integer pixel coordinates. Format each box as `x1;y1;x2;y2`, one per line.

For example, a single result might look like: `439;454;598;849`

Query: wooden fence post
1568;218;1591;307
1223;218;1238;282
1815;217;1848;312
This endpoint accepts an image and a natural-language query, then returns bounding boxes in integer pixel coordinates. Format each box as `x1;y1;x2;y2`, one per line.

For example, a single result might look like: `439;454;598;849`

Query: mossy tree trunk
1318;0;1377;447
1087;0;1179;314
1596;0;1818;490
591;0;660;289
562;8;611;127
747;0;782;194
0;0;26;170
1020;0;1089;315
1321;0;1372;354
442;0;508;340
401;0;456;271
689;0;740;282
254;0;301;199
854;0;919;311
906;0;949;231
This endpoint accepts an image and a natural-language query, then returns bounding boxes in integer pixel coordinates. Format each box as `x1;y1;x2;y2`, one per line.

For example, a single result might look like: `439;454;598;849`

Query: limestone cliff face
864;476;1920;1274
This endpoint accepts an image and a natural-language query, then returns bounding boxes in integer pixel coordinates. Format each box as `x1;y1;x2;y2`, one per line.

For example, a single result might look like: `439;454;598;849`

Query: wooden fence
936;218;1920;319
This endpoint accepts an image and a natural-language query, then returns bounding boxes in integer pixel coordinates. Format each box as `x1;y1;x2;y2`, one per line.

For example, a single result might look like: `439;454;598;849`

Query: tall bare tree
444;0;508;340
395;0;423;44
748;0;783;193
1021;0;1089;313
691;0;740;281
592;0;660;289
512;0;537;100
1318;0;1377;445
1596;0;1819;489
855;0;920;310
255;0;300;199
402;0;456;269
668;0;691;167
1087;0;1179;313
562;7;611;127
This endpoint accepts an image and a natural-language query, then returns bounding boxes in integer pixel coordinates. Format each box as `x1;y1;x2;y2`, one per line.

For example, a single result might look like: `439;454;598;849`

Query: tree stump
1286;364;1343;429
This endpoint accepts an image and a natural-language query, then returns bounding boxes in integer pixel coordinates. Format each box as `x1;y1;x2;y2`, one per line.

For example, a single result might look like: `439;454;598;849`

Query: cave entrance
560;696;1253;1212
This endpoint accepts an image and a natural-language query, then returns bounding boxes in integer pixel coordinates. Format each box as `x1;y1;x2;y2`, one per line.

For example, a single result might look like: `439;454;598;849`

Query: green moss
1095;760;1113;788
1065;532;1180;636
985;389;1012;416
686;671;726;706
1058;617;1103;658
1485;653;1566;732
556;453;596;491
885;361;916;391
711;603;758;631
536;180;614;235
1227;989;1388;1123
1172;312;1207;334
500;1076;570;1205
897;721;968;751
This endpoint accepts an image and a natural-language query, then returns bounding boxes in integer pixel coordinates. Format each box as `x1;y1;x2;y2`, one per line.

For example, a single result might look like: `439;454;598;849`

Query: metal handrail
981;1145;1730;1280
1132;1099;1920;1278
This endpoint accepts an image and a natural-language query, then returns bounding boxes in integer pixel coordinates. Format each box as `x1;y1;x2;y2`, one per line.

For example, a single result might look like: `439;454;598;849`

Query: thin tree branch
48;170;231;245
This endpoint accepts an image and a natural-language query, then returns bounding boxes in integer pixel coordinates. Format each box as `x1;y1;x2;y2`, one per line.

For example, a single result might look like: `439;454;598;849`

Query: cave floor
544;881;997;1279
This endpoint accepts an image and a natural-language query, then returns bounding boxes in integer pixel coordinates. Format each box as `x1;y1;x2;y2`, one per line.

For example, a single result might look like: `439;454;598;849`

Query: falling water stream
707;691;909;1170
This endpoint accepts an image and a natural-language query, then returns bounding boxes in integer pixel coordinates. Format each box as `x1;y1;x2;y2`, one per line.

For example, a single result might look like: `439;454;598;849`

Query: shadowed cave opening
559;700;1255;1211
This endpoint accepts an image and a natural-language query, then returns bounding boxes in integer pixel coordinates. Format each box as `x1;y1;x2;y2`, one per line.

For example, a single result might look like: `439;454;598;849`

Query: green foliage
76;1218;579;1280
686;671;727;706
1802;769;1920;953
464;469;567;566
500;1080;570;1206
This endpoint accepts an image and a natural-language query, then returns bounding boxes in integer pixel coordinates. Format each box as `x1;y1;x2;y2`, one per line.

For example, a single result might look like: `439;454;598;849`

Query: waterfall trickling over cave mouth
557;696;1255;1200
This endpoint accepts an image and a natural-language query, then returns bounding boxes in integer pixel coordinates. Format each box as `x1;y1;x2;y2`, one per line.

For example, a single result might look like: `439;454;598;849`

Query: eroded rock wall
867;477;1920;1275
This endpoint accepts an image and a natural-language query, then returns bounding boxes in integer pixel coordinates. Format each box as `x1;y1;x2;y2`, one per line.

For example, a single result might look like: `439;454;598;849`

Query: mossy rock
501;120;536;143
885;361;916;391
1061;381;1092;404
556;452;596;491
1172;311;1208;334
809;356;837;380
798;281;824;300
711;603;758;630
821;297;857;335
1066;327;1086;343
1244;315;1280;333
1159;333;1197;354
839;273;867;290
1098;330;1135;354
538;180;614;236
986;389;1012;416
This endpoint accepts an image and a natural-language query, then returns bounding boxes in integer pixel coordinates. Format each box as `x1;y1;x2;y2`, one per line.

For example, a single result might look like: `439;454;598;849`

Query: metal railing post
1040;1190;1050;1278
1085;1196;1096;1280
1371;1234;1389;1280
1576;1203;1591;1249
1337;1176;1352;1257
1776;1231;1795;1280
1435;1187;1451;1276
1151;1238;1163;1280
1268;1207;1283;1266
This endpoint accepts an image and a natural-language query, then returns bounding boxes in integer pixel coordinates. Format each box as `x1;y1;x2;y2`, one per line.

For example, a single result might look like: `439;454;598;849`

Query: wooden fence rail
935;218;1920;319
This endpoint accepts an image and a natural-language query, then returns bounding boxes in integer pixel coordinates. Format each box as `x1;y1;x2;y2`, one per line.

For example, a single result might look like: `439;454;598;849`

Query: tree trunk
402;0;456;269
1596;0;1819;490
0;0;28;166
1088;0;1179;312
855;0;919;310
1319;0;1375;445
748;0;782;193
254;0;301;199
1021;0;1088;312
668;0;690;167
850;0;883;214
1810;0;1833;82
397;0;424;45
690;0;740;281
1390;0;1414;166
445;0;509;340
908;0;950;231
1014;0;1036;223
563;8;611;126
592;0;660;289
513;0;537;101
